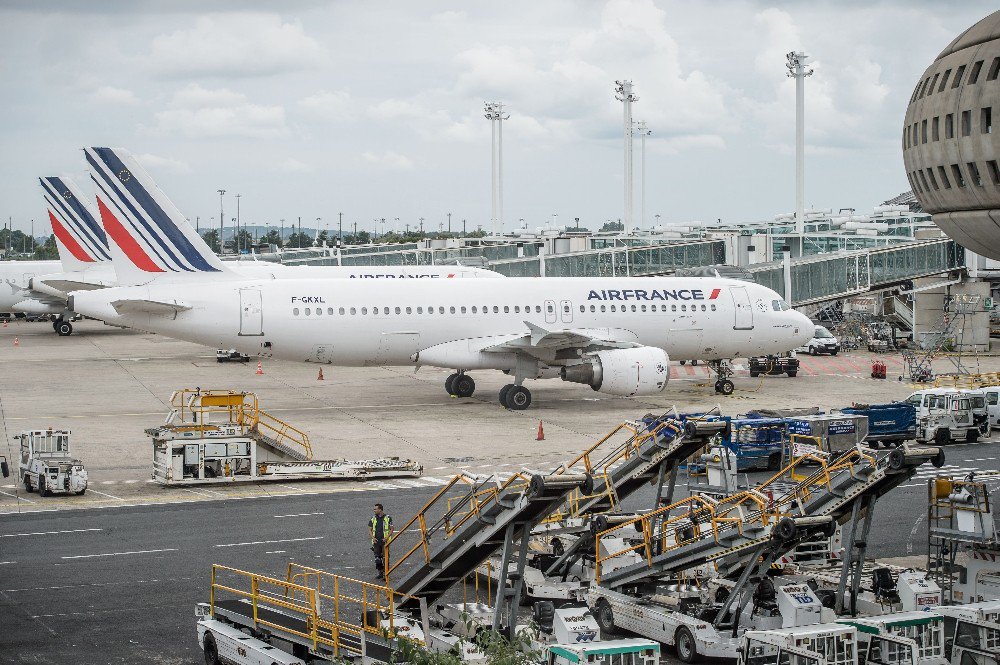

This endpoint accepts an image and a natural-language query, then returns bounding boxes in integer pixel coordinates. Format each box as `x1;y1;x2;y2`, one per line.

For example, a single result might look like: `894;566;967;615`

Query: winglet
84;146;233;286
39;176;111;273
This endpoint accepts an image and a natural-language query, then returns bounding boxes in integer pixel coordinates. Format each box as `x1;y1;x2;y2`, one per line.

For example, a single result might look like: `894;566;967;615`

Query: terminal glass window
982;107;992;134
989;161;1000;185
952;164;967;187
968;162;983;186
939;166;952;189
921;119;928;143
946;114;954;138
953;64;967;88
938;69;952;91
989;58;1000;81
927;168;940;190
933;116;940;140
962;110;972;136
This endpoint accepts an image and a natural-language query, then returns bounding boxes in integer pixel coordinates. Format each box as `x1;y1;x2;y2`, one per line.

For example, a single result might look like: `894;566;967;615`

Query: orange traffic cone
255;361;263;375
13;337;19;347
317;368;324;381
536;421;545;441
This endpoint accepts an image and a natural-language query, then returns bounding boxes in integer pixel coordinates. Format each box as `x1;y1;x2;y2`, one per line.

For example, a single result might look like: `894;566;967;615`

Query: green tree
600;220;624;232
235;229;254;252
285;231;312;248
33;234;59;260
202;229;221;253
260;229;283;248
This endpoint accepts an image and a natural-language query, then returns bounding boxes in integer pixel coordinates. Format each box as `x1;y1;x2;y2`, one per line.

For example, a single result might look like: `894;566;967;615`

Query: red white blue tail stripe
85;147;224;274
39;176;111;263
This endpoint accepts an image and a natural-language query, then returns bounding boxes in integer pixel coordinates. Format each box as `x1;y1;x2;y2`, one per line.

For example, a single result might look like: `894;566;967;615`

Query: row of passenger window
290;303;720;317
909;57;1000;105
904;107;992;150
908;159;1000;194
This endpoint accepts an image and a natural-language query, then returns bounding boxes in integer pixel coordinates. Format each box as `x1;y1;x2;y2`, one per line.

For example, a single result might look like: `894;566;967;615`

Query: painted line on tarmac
0;561;16;565
61;548;178;560
87;489;124;501
274;511;324;518
0;490;34;503
215;536;324;548
2;528;103;538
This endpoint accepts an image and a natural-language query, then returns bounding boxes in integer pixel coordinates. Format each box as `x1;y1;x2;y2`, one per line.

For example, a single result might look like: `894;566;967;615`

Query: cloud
88;85;140;106
274;157;312;173
136;153;191;174
154;104;288;139
298;90;355;120
169;83;246;108
146;13;326;77
362;150;414;171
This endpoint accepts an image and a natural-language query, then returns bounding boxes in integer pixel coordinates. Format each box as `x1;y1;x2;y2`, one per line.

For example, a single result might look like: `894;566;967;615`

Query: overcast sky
1;0;995;236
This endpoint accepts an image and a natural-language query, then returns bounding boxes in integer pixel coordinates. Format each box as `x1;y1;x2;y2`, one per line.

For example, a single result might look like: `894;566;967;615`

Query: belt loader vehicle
17;429;87;496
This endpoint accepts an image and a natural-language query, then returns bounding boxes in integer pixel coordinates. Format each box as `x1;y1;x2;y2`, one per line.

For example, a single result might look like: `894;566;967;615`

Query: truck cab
909;391;981;445
17;429;88;496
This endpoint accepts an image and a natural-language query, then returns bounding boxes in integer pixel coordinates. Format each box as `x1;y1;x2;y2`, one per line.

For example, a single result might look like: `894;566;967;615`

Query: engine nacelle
560;347;670;396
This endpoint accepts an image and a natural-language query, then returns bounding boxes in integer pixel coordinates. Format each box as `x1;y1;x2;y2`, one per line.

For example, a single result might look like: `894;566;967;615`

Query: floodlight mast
786;51;813;238
484;101;509;237
615;81;638;230
637;120;651;230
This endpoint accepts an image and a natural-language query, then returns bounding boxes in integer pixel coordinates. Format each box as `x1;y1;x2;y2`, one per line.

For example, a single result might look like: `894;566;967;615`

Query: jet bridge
593;444;945;590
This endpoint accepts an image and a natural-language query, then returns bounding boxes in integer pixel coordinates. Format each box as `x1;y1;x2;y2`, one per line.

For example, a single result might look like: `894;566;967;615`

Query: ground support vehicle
738;624;859;665
838;403;916;448
542;639;660;665
750;354;800;378
934;602;1000;665
17;429;88;496
586;581;838;663
916;405;980;446
150;389;422;485
838;613;948;665
216;348;250;363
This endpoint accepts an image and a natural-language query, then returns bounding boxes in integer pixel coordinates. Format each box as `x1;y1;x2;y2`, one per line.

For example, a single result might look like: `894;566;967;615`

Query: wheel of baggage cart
23;474;33;493
203;631;220;665
674;626;698;663
888;448;906;470
775;517;798;541
933;450;946;468
39;476;51;497
786;371;797;378
594;599;618;636
967;429;978;443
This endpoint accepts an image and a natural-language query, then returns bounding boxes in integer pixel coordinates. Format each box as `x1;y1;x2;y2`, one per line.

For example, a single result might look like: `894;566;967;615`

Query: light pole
614;81;637;230
280;219;285;246
316;218;322;246
637;121;651;230
419;217;424;234
447;212;452;235
655;213;661;229
217;189;226;253
551;213;558;230
394;217;400;235
338;212;343;242
484;101;509;236
786;51;813;238
235;193;241;251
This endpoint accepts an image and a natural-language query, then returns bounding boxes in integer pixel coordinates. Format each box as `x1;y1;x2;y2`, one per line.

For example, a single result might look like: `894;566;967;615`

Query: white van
978;386;1000;431
798;325;841;356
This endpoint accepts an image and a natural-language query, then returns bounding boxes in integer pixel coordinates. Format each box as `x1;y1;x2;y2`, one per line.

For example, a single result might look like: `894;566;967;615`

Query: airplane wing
110;299;191;318
482;321;641;354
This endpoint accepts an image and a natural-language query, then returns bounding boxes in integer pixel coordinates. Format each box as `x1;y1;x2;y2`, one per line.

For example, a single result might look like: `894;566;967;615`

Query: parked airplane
71;150;812;408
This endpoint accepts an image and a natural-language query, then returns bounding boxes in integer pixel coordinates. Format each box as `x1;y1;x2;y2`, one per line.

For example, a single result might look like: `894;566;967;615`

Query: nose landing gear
709;359;735;395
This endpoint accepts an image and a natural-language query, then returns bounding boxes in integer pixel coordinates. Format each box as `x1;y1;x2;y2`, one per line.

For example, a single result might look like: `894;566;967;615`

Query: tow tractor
17;429;88;496
749;353;800;378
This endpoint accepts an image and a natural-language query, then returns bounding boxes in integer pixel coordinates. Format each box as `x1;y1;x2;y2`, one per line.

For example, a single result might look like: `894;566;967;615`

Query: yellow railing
593;449;875;582
169;388;312;459
383;471;532;586
545;419;685;521
210;564;421;658
933;373;1000;389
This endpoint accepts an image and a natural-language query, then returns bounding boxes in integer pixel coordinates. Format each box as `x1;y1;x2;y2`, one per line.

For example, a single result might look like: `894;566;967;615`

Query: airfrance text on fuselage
587;288;722;301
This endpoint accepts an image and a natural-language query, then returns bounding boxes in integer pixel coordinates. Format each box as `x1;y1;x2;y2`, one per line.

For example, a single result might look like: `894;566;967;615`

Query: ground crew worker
369;503;393;579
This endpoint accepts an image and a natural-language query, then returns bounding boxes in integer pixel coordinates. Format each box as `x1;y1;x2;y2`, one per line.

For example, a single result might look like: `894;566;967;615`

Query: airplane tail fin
84;146;232;286
39;176;112;273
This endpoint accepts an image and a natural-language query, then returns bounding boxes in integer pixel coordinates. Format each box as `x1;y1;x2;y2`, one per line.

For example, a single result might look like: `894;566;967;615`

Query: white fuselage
71;277;811;368
0;260;62;313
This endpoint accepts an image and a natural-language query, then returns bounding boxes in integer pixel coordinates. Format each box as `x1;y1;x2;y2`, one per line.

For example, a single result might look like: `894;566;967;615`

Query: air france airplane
70;151;812;409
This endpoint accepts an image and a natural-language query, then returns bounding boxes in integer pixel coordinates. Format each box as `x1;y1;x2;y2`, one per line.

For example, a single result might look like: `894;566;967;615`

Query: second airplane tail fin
39;176;112;273
84;146;232;286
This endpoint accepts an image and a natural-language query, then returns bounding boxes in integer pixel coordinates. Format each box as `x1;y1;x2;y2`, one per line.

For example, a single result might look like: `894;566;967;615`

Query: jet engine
560;347;670;396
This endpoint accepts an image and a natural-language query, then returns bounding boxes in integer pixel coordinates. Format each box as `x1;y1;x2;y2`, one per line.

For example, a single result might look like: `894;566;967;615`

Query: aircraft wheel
56;321;73;336
679;360;686;365
445;373;459;396
718;379;735;395
452;374;476;398
504;386;532;410
499;384;512;405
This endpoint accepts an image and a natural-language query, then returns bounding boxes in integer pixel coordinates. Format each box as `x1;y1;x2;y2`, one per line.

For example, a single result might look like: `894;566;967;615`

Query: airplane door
729;286;754;330
239;289;263;336
544;300;557;324
559;300;573;324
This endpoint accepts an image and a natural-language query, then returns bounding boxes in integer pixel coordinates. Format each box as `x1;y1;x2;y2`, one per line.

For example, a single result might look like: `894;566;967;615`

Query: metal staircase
384;470;592;607
593;444;944;589
166;389;312;461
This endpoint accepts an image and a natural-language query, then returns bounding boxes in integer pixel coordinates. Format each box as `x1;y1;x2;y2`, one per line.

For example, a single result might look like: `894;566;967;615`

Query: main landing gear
52;317;73;336
445;372;476;398
499;384;531;410
709;359;735;395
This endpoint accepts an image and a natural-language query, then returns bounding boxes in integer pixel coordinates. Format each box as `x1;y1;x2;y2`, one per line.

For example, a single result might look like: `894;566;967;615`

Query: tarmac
1;318;999;664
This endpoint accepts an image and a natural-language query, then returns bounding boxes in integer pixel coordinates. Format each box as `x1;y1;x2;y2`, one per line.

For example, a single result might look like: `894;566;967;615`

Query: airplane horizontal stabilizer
41;279;107;293
111;298;191;317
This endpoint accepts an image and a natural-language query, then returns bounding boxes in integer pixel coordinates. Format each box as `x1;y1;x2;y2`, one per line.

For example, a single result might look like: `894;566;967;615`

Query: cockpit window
771;299;791;311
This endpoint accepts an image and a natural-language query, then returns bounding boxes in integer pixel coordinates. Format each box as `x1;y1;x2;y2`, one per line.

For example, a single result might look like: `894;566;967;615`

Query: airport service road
1;440;998;665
